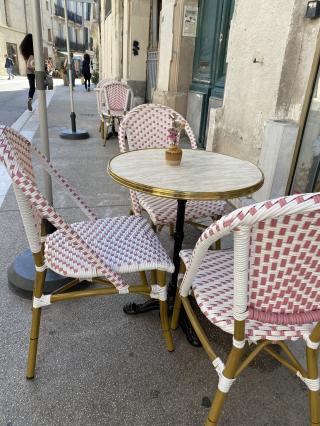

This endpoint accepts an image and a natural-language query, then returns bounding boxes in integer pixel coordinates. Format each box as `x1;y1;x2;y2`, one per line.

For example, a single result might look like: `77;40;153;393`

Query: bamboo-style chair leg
139;271;148;286
171;262;186;330
103;123;109;146
306;344;320;424
100;120;105;140
205;345;245;425
26;260;46;379
171;289;181;330
157;270;174;352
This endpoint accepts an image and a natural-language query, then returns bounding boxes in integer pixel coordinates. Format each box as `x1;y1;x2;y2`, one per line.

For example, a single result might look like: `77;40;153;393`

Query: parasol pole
59;0;89;139
63;0;76;131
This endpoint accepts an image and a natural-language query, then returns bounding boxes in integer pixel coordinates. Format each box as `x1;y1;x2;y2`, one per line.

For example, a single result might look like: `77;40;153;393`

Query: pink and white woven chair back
103;82;130;115
96;88;104;116
0;126;42;253
181;193;320;328
95;79;113;115
247;206;320;324
96;78;112;89
118;103;197;153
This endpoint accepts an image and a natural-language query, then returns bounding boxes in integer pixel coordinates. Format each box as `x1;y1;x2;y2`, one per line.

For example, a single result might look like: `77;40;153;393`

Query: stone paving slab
0;83;313;426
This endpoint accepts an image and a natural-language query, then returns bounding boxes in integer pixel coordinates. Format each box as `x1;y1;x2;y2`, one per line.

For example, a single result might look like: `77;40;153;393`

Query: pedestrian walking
19;34;35;111
4;54;14;80
82;53;91;91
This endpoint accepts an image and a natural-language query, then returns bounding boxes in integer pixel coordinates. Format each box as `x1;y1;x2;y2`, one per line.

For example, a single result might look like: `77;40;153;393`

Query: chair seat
180;249;315;341
45;216;174;279
137;192;228;226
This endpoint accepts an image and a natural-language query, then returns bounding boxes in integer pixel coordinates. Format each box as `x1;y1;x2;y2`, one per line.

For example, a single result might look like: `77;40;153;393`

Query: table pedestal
123;199;201;347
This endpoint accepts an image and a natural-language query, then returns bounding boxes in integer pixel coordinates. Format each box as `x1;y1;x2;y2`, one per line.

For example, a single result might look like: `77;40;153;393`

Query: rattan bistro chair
0;126;174;380
95;78;113;139
101;81;132;146
118;104;228;233
171;193;320;425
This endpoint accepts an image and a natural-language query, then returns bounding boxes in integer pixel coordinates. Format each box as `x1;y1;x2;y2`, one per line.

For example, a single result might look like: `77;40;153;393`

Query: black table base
122;199;201;347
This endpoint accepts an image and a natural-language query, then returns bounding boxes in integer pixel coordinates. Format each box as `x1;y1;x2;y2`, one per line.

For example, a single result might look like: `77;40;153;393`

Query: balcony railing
54;37;85;52
54;4;83;24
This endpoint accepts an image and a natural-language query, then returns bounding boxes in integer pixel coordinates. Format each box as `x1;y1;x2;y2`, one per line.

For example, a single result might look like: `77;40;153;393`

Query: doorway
189;0;234;147
146;0;162;102
6;43;19;75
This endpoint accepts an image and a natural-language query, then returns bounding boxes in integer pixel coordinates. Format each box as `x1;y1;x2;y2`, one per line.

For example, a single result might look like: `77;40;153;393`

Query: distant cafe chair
101;81;133;145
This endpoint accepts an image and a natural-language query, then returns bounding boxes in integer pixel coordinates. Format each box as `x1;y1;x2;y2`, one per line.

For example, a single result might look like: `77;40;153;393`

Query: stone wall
153;0;198;117
206;0;320;167
0;0;53;76
123;0;150;99
100;0;150;100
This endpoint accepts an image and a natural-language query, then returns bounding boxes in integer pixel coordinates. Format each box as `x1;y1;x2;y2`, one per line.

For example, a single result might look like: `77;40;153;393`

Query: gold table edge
107;151;265;201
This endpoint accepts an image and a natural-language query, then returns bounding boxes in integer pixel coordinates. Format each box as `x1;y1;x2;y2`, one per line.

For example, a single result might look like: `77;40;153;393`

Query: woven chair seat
180;249;316;341
45;216;174;279
137;192;227;226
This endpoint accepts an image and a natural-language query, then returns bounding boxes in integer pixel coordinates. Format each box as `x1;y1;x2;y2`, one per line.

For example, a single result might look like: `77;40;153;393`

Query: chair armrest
179;218;232;297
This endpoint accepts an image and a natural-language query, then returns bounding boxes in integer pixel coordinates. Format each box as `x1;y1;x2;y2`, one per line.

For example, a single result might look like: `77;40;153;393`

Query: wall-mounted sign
182;6;198;37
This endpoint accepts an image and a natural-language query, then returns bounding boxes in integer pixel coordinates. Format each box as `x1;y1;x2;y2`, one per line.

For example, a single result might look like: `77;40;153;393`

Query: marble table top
108;148;264;200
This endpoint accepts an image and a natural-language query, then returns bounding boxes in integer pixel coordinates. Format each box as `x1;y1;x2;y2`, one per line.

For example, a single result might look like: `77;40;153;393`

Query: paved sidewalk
0;83;312;426
0;81;60;207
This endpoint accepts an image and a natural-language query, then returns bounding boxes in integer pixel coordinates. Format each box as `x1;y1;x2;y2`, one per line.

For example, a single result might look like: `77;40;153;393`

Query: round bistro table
108;148;264;345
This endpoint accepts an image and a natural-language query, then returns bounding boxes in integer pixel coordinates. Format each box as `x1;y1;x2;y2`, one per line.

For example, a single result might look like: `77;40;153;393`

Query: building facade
98;0;320;200
0;0;54;75
51;0;93;70
99;0;153;104
0;0;94;76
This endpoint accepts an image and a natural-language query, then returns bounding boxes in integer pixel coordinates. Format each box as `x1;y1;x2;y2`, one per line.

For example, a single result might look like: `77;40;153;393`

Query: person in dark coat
19;34;35;111
82;53;91;91
4;54;14;80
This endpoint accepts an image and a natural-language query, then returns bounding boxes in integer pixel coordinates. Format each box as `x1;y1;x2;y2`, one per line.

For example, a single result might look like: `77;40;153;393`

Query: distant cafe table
108;148;264;345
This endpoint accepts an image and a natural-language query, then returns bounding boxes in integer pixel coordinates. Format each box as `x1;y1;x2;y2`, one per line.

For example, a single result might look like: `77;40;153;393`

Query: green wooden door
192;0;220;86
211;0;234;98
190;0;234;147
